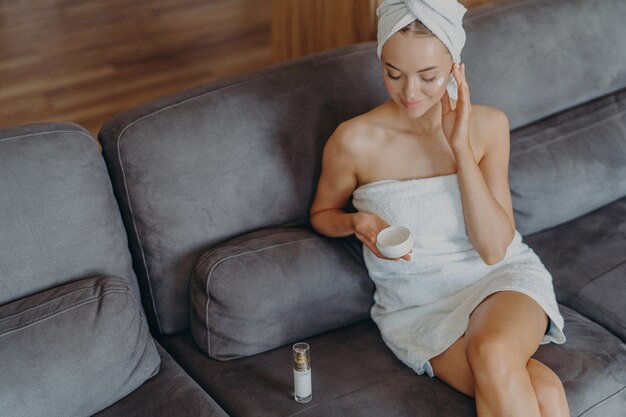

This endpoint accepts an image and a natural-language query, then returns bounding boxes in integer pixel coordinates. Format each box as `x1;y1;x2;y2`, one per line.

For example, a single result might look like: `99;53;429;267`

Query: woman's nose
404;76;418;99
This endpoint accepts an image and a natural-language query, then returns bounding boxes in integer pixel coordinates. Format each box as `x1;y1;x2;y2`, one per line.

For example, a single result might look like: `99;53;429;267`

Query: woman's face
381;32;453;118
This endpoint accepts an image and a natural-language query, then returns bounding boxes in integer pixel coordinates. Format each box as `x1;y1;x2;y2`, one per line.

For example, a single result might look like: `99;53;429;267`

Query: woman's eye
386;72;402;80
423;76;437;83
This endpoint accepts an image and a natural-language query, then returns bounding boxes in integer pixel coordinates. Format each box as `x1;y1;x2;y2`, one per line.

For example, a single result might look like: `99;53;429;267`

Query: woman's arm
309;124;359;238
454;112;515;264
310;121;412;261
443;64;515;265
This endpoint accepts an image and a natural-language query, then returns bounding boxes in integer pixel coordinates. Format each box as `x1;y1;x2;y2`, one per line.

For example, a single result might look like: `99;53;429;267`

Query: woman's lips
401;97;427;109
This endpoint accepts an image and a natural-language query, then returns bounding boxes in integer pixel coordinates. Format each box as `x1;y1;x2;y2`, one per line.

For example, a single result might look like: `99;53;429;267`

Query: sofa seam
0;288;141;338
193;228;311;279
511;101;622;150
575;256;626;296
197;228;308;264
112;47;375;141
116;136;161;332
569;295;626;339
578;385;626;416
202;236;320;356
0;279;128;323
0;129;96;149
511;108;626;158
569;256;626;330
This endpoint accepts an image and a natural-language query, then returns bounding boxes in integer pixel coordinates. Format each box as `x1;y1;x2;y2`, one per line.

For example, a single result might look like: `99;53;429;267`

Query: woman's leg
465;290;547;416
430;291;570;416
527;359;570;417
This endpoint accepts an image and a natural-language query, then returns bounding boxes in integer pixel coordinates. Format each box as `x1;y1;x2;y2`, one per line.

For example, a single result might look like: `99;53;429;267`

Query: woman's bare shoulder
470;104;510;159
327;104;390;155
471;104;509;134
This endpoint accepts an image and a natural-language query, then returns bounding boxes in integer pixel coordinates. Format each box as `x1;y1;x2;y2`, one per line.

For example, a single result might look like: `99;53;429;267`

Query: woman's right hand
352;212;412;261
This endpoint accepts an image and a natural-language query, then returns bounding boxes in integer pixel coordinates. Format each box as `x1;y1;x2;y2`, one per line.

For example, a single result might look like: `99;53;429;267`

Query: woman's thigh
465;290;548;362
429;290;549;395
430;335;475;397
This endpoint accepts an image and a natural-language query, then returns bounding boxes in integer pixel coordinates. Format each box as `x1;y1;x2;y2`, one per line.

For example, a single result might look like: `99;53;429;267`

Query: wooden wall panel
272;0;495;62
0;0;494;137
0;0;272;137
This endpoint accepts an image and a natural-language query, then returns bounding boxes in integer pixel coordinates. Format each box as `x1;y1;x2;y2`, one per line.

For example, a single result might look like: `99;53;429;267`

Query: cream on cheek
428;73;452;98
420;77;445;96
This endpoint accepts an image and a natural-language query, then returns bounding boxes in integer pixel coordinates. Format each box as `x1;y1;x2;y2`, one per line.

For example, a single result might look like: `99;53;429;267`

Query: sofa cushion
94;343;229;417
509;88;626;235
98;42;388;334
525;194;626;342
160;305;626;417
190;227;374;360
0;275;161;417
0;122;140;305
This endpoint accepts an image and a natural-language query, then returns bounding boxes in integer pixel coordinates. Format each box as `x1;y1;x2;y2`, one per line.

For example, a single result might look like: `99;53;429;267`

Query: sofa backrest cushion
99;44;388;334
99;0;626;334
0;123;140;305
0;275;160;417
462;0;626;130
510;88;626;235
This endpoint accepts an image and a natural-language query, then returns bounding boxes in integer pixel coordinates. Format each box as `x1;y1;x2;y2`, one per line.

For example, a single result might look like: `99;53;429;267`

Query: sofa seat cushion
509;87;626;235
0;276;161;417
94;342;228;417
159;305;626;417
526;194;626;342
190;227;374;360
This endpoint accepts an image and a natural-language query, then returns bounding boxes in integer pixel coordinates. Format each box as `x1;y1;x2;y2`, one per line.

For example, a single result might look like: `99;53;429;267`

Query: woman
309;1;569;416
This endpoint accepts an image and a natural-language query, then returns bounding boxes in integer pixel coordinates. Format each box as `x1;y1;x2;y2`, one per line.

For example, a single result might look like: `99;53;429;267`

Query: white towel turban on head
377;0;468;100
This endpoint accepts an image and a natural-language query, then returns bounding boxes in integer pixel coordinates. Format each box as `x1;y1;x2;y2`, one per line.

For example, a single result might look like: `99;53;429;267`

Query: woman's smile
401;97;428;110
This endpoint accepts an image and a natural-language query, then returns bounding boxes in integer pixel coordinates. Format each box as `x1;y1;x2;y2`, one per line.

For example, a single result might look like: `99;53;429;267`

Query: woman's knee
464;331;524;385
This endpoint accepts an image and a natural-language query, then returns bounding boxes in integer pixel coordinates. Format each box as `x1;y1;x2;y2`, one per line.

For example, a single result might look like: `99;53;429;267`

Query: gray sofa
2;0;626;415
0;123;228;417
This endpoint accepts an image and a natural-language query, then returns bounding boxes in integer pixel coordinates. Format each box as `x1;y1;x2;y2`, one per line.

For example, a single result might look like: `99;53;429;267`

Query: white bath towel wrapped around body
351;173;566;377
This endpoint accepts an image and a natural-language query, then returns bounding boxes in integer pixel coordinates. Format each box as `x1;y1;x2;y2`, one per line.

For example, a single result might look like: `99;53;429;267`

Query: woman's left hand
441;62;471;152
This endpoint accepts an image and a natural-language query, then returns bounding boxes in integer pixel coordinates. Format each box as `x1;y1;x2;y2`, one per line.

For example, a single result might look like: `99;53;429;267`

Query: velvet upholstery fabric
190;227;374;359
510;88;626;235
526;194;626;343
0;122;140;304
462;0;626;130
0;276;160;417
94;343;229;417
92;0;626;413
100;0;626;335
0;121;228;416
159;305;626;417
99;44;388;334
